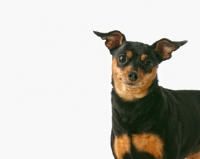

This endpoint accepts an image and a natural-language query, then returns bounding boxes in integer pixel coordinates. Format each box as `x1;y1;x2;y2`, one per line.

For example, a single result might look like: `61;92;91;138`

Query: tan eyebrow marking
141;54;148;61
126;51;133;58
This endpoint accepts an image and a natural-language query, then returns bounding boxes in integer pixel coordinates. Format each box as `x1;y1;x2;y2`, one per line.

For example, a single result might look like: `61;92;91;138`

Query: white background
0;0;200;159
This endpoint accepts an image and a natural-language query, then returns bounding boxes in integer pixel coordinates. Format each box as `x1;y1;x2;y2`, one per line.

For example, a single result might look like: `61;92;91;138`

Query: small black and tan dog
94;30;200;159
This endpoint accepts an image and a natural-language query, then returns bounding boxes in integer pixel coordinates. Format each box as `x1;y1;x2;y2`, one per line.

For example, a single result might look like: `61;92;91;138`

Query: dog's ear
93;30;126;51
151;38;187;62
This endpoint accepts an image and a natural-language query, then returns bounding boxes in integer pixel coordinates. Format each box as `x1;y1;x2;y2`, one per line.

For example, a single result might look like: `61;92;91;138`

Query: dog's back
161;88;200;158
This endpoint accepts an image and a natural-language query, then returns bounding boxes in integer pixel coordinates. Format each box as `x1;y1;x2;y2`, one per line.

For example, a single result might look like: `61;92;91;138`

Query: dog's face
111;42;158;101
94;30;187;101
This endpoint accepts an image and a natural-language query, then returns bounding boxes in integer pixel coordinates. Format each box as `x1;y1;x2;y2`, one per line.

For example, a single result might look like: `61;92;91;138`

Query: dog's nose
128;71;138;81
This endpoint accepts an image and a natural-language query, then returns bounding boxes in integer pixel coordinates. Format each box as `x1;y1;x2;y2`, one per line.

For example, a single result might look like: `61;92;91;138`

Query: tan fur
126;51;133;58
114;134;131;159
187;152;200;159
132;133;164;159
140;54;148;61
112;58;157;101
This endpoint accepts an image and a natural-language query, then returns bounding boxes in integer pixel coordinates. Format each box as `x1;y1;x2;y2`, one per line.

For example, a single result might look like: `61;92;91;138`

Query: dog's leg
113;134;131;159
187;152;200;159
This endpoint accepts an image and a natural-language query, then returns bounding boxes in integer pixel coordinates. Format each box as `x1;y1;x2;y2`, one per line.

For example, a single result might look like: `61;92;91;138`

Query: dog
94;30;200;159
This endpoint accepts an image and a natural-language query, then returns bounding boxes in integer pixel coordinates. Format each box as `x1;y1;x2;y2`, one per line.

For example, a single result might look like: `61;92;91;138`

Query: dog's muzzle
128;71;139;81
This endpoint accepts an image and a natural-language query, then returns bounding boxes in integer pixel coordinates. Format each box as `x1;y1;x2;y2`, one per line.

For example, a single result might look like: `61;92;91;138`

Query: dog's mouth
120;78;145;89
119;77;139;88
123;82;138;88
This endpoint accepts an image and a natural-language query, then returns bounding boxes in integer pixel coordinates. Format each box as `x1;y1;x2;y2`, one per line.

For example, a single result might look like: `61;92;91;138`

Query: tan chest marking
132;133;164;159
187;152;200;159
114;134;131;159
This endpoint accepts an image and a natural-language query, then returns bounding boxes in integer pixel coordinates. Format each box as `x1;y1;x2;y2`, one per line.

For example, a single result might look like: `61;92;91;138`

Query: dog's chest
111;91;165;158
112;93;158;134
113;133;164;159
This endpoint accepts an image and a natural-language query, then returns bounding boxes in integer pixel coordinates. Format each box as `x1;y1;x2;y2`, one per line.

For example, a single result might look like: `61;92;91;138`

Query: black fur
94;30;200;159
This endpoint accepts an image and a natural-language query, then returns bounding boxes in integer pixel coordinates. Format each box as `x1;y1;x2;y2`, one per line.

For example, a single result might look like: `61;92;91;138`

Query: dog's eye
118;54;127;64
144;59;153;68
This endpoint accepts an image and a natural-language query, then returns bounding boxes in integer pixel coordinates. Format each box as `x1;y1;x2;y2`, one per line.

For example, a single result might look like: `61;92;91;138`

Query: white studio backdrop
0;0;200;159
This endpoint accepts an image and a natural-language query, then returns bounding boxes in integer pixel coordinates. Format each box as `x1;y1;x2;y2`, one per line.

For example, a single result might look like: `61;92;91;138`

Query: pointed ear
151;38;187;62
93;30;126;50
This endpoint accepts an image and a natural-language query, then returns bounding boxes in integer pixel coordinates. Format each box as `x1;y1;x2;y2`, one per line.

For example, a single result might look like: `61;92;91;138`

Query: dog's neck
147;77;159;95
111;77;160;135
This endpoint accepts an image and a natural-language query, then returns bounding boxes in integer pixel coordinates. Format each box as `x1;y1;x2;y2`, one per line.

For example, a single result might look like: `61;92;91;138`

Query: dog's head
94;30;187;101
